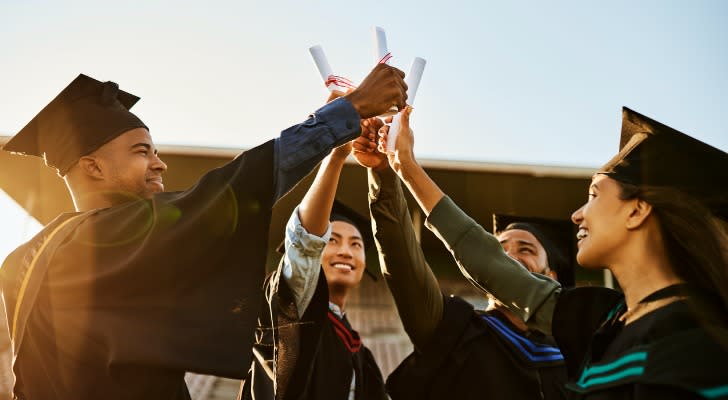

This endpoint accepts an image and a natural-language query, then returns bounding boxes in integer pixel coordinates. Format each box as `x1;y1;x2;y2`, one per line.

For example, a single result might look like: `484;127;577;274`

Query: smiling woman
546;108;728;399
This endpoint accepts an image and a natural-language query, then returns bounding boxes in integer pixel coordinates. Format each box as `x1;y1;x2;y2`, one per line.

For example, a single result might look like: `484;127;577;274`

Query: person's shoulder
568;325;728;397
2;213;78;264
651;326;728;397
622;293;728;345
0;214;74;291
477;309;566;369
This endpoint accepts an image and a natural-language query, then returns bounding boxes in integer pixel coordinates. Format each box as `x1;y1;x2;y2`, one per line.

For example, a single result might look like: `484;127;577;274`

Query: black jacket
387;295;568;400
242;270;386;400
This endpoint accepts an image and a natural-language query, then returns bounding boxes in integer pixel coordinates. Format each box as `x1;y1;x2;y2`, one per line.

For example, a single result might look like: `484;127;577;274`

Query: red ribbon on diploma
378;52;392;65
325;75;357;90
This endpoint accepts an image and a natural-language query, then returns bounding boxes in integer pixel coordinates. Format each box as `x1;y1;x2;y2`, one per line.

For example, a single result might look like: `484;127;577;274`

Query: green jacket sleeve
368;168;443;349
425;195;561;334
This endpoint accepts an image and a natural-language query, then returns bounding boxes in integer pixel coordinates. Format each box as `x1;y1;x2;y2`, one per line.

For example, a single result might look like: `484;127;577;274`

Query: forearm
396;158;444;216
426;195;561;335
368;168;443;349
298;153;346;236
273;97;361;202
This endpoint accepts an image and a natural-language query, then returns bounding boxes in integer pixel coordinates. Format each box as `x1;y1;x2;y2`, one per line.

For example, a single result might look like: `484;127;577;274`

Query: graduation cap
3;73;148;176
493;214;576;288
599;107;728;220
277;200;378;280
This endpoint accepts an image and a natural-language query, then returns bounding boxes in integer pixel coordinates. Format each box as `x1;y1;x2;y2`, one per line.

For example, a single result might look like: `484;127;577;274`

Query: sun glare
0;190;42;263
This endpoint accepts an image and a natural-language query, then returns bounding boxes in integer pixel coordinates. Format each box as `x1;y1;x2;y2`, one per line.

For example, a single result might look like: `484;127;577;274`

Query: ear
546;269;558;281
625;198;653;230
77;155;105;180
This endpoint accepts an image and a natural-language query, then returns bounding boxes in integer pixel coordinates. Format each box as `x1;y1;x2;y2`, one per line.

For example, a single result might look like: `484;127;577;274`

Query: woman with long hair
375;107;728;399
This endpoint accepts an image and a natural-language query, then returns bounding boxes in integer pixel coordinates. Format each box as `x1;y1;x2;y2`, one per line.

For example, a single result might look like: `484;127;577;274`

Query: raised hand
326;88;350;104
378;106;414;174
352;117;387;171
345;64;408;119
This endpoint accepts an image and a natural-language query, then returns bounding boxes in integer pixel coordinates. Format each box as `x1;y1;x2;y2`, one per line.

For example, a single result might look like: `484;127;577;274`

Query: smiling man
490;215;576;331
494;215;575;287
0;69;406;400
63;127;168;209
320;205;370;310
270;191;385;400
242;118;387;400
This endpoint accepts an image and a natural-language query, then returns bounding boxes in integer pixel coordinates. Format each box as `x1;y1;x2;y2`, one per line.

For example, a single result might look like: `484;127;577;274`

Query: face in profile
89;127;168;201
572;174;634;269
321;220;367;291
497;229;555;279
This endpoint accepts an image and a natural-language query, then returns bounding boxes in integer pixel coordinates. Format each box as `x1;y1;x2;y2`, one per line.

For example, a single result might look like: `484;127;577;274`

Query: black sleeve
386;295;474;399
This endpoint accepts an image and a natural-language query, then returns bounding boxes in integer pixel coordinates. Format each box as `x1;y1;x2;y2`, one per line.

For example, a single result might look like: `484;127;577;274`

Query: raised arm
353;134;443;349
299;144;350;236
273;64;408;202
379;108;561;334
279;139;352;318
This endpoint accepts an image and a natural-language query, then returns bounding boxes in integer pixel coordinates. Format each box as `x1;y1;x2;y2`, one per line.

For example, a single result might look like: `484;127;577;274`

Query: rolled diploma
373;26;391;64
373;26;397;116
309;45;350;94
386;57;426;153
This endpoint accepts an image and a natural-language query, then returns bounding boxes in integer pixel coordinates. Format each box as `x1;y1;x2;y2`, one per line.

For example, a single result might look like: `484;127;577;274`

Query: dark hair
617;181;728;316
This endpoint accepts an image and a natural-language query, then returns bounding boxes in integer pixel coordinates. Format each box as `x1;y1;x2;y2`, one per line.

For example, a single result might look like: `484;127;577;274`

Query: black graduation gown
241;269;387;400
1;141;276;399
553;287;728;399
386;295;568;400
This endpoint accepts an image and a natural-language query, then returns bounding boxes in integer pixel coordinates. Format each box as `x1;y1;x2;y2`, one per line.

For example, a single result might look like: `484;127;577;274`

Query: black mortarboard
3;74;148;176
329;200;374;249
276;200;378;280
599;107;728;220
493;214;576;288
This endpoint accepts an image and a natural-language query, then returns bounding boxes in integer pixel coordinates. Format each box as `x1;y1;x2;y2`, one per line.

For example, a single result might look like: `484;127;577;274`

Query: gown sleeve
424;195;561;335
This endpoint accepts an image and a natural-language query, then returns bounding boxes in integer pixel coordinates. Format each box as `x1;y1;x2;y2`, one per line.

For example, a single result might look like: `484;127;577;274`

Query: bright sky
1;0;727;260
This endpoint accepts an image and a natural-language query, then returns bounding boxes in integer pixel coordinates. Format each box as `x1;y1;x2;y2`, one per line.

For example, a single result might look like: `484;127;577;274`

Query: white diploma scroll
309;45;355;94
386;57;426;154
373;26;392;65
373;26;397;116
310;45;333;82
